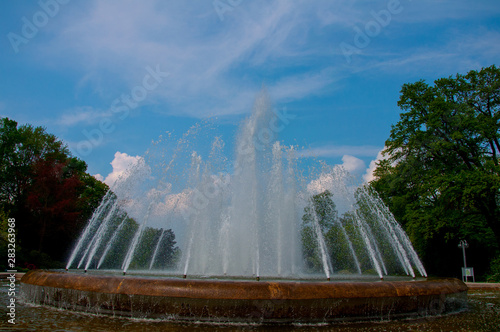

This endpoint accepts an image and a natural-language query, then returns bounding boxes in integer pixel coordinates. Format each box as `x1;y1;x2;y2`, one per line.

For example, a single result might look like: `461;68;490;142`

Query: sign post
458;240;474;282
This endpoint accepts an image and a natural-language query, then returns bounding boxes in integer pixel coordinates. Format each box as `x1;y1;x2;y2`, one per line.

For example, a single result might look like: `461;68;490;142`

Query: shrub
486;254;500;283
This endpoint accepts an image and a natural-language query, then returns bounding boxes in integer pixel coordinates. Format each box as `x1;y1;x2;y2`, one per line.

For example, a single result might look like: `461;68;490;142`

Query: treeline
0;118;109;269
0;118;179;271
69;198;180;271
301;187;427;278
371;65;500;281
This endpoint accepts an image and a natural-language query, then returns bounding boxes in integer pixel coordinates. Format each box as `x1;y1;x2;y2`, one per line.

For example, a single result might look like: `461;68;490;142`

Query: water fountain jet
21;90;466;324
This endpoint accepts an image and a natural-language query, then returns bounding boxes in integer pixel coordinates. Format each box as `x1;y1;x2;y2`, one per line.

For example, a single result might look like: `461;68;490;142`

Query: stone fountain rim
21;270;467;300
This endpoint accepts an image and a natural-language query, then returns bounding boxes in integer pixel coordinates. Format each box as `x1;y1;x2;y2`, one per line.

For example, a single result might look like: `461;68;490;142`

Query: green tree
0;117;109;266
1;118;68;206
130;227;180;270
372;65;500;278
301;190;370;274
301;190;337;272
150;228;180;269
95;214;139;269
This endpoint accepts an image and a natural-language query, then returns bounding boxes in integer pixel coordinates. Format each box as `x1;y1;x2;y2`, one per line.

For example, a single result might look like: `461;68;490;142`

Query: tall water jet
65;191;114;270
63;89;428;280
309;197;334;279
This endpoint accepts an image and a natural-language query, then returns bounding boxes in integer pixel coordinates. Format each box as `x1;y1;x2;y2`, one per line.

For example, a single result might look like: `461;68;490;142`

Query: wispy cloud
270;67;341;102
392;0;500;23
35;0;351;118
368;29;500;76
298;144;382;158
21;0;499;123
56;106;109;126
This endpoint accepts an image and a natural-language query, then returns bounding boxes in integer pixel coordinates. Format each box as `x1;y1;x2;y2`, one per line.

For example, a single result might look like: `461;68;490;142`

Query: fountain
20;90;467;324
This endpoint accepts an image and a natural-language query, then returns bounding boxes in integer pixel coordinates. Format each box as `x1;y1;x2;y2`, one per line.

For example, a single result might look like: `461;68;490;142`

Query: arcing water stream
66;90;427;280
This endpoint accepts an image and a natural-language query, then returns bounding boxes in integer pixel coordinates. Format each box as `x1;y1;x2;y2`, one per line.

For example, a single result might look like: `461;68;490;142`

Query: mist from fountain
66;89;427;280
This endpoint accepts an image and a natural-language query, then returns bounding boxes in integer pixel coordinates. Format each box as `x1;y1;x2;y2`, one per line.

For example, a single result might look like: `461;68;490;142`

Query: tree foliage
0;117;109;267
301;190;337;271
301;190;368;274
371;65;500;278
88;212;180;271
129;227;180;270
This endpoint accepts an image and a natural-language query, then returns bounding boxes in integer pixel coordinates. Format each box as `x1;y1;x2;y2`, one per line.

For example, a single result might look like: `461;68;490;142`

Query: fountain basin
20;270;467;324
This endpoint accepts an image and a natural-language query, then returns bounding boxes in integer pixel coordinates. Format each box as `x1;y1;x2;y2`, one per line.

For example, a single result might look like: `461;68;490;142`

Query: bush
25;250;64;269
486;254;500;283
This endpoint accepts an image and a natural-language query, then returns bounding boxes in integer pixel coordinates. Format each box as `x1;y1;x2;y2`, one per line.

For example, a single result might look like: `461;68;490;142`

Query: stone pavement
466;282;500;290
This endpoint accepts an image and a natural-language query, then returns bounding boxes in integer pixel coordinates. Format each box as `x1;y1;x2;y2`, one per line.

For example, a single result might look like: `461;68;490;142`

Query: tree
0;118;69;206
130;227;179;270
301;190;337;272
0;117;109;265
372;65;500;278
26;159;83;253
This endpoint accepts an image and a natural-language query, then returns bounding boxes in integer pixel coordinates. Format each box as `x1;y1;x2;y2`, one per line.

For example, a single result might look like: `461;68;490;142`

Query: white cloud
307;172;335;195
363;149;386;183
305;165;357;214
154;190;191;217
306;155;365;195
94;174;104;182
99;151;143;187
341;155;365;175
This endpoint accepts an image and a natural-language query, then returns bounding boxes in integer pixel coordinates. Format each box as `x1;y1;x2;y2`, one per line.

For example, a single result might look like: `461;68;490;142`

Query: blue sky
1;0;499;184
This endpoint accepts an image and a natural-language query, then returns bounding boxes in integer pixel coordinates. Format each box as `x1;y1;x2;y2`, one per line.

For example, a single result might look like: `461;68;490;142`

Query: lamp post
458;239;470;282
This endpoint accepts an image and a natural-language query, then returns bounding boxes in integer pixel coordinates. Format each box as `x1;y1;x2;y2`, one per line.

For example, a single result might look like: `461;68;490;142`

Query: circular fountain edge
20;270;468;324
